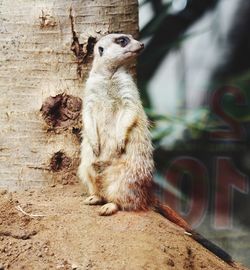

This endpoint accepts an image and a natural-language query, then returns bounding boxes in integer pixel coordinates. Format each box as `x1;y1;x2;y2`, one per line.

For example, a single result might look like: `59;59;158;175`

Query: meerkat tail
191;231;235;267
153;199;234;266
153;199;192;231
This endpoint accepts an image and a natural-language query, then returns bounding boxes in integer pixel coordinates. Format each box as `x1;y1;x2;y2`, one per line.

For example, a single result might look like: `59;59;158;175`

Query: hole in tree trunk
40;93;82;130
50;151;71;172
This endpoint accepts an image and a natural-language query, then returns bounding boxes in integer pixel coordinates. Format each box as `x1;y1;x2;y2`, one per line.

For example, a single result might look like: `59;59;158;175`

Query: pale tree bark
0;0;138;189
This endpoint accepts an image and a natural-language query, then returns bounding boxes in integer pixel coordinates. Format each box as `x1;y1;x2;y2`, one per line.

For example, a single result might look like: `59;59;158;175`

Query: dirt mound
0;185;247;270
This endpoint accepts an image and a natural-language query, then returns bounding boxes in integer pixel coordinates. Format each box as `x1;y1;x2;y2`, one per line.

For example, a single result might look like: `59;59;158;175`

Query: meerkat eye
98;46;104;56
115;36;130;47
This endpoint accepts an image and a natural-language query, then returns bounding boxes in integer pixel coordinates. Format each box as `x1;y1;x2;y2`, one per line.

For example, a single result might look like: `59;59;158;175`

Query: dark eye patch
115;36;130;47
98;46;104;56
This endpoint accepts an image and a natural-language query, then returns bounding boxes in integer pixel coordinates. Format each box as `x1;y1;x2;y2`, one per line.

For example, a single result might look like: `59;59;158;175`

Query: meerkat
78;33;153;216
78;33;233;266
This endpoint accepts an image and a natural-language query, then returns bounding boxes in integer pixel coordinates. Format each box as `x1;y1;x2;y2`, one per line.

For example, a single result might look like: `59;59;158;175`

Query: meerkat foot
99;203;119;216
84;195;103;205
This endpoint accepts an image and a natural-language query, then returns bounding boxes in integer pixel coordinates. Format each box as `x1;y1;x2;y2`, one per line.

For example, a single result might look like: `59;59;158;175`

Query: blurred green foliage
138;0;250;147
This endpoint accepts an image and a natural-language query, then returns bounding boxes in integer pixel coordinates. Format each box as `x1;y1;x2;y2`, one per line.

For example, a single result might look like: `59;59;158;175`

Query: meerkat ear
98;46;104;56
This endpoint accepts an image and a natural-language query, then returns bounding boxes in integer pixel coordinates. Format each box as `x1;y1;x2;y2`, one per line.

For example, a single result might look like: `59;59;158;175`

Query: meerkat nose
140;42;144;49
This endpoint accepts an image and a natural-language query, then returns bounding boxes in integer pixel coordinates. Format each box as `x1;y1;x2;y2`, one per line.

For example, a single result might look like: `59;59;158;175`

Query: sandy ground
0;184;248;270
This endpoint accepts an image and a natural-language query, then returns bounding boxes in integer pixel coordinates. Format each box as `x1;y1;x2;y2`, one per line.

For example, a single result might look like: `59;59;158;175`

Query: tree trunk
0;0;139;189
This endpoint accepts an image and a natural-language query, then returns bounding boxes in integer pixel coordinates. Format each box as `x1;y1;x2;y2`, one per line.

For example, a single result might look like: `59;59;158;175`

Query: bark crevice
39;10;57;28
69;7;97;77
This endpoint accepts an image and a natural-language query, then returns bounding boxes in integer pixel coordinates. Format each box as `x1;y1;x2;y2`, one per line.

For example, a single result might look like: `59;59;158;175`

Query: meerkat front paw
84;195;103;205
99;203;118;216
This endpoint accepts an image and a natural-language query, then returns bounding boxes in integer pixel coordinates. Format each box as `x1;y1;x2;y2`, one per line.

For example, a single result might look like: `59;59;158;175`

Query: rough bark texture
0;0;139;189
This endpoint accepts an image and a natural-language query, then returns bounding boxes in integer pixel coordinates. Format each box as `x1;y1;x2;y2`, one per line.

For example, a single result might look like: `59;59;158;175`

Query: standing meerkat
78;33;153;216
78;33;233;265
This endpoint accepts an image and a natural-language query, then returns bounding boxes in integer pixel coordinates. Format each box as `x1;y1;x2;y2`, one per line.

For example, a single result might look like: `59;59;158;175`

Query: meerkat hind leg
99;203;119;216
84;195;104;205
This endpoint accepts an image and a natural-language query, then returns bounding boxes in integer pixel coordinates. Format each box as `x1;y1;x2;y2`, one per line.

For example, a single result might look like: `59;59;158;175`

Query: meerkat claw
99;203;118;216
84;195;103;205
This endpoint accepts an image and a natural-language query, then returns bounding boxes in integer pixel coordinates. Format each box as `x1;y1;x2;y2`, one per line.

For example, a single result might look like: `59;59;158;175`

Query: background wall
138;0;250;266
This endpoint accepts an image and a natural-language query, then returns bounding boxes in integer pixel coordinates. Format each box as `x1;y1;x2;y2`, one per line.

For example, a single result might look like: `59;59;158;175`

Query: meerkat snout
134;42;144;53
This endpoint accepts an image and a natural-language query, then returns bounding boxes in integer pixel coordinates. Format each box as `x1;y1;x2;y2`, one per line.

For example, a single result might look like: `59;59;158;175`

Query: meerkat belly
99;118;153;204
94;102;119;156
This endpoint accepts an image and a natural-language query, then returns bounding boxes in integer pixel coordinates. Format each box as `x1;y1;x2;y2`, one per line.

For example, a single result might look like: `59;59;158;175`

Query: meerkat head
93;34;144;67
